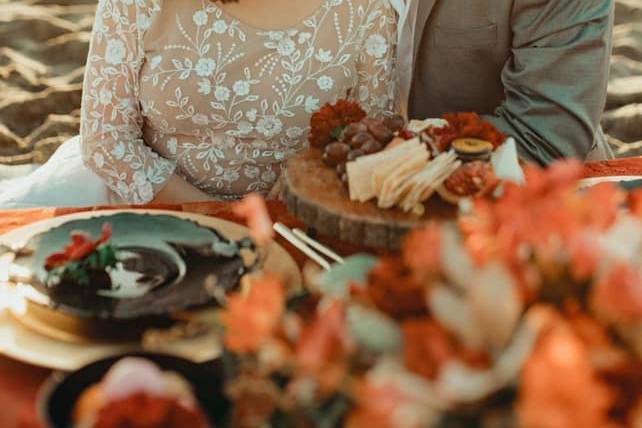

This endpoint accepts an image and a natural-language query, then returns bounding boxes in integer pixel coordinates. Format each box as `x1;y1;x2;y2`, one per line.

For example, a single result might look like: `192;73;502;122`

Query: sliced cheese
378;151;430;208
347;139;426;202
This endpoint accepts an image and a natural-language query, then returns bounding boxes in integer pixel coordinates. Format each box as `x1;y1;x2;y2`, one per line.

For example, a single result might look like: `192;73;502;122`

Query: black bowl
38;353;229;428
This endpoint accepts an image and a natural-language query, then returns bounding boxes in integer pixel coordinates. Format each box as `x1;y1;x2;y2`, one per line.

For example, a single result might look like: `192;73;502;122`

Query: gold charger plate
0;209;301;371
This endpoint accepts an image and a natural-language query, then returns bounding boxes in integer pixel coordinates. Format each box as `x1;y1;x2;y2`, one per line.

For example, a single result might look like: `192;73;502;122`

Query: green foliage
347;304;403;354
317;255;378;298
46;244;117;286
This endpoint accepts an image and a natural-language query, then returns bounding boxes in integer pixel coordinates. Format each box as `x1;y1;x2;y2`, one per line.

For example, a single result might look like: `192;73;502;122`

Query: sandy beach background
0;0;640;178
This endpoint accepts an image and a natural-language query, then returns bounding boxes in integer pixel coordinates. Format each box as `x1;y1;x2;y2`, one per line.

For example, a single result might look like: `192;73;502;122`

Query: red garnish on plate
309;100;366;147
437;112;508;151
45;223;112;270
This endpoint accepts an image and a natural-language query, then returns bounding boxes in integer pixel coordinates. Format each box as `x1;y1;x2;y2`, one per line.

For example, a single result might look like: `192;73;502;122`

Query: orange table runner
582;157;642;178
4;156;642;428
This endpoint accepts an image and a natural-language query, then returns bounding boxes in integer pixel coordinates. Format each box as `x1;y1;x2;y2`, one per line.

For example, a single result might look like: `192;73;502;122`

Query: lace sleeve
352;0;399;119
80;0;175;204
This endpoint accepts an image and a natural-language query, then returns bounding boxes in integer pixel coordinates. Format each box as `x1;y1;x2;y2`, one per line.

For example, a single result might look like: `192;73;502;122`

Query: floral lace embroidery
81;0;398;203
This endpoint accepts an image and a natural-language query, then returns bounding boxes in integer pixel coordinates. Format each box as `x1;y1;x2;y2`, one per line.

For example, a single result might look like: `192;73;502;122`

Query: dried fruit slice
452;138;493;156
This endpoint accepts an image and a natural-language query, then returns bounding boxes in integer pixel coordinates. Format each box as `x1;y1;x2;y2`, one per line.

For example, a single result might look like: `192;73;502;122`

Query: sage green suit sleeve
484;0;614;165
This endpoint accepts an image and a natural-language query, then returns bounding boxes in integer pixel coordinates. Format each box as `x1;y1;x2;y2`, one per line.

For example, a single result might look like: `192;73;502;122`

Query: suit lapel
412;0;437;62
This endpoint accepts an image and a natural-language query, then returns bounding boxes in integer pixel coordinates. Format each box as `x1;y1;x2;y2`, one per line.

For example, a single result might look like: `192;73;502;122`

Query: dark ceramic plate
39;353;229;428
9;213;257;320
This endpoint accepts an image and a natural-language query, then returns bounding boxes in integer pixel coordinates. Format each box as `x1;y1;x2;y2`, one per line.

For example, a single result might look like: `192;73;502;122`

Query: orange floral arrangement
215;170;642;428
309;99;366;147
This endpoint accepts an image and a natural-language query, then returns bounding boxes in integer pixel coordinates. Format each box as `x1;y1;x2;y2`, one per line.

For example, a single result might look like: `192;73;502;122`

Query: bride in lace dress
0;0;398;207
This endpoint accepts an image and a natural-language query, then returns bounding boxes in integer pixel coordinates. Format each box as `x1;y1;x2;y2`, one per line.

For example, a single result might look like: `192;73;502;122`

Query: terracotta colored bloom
579;182;624;231
364;257;427;319
295;300;353;393
518;321;616;428
296;301;351;370
567;234;602;282
592;262;642;323
309;99;366;147
402;318;489;380
402;223;442;275
220;276;285;353
45;223;112;270
438;112;507;151
233;193;273;246
628;189;642;218
460;161;622;272
93;392;211;428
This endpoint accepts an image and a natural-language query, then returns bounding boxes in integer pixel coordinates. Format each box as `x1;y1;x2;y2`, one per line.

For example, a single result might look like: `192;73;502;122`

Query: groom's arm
483;0;614;165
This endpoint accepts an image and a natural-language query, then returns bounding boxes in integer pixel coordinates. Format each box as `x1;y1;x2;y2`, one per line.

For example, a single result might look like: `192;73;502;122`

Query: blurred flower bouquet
224;161;642;428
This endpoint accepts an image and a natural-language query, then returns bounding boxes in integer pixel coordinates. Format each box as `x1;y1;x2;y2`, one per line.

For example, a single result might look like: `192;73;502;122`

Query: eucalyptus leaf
347;304;403;354
317;255;378;298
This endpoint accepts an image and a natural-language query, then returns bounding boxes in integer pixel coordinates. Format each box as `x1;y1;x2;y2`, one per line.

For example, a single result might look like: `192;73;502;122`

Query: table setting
0;145;641;427
0;99;641;428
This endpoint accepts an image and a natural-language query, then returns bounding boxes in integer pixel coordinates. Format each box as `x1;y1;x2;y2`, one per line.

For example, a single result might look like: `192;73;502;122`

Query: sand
0;0;640;170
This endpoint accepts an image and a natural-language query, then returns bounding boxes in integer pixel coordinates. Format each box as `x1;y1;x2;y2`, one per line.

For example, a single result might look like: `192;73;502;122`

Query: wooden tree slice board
283;149;457;250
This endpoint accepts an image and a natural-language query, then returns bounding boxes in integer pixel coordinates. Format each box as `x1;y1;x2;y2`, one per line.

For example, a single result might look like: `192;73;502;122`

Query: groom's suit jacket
408;0;614;164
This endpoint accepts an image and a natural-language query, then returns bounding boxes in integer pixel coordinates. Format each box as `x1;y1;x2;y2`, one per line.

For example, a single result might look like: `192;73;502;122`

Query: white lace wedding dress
0;0;397;208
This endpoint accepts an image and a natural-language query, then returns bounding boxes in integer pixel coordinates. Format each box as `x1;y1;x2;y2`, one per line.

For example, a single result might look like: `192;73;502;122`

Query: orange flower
295;300;353;394
309;100;366;147
364;257;428;319
220;276;285;353
518;320;616;428
45;223;112;270
233;193;273;246
567;234;601;282
402;318;489;380
628;189;642;218
402;223;442;275
592;263;642;323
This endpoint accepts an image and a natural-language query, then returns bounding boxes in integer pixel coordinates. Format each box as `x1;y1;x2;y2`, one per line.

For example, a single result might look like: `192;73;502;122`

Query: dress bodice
81;0;398;203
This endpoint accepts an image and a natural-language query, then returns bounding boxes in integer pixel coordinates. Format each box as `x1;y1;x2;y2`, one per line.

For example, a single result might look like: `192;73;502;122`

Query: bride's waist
148;133;306;161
